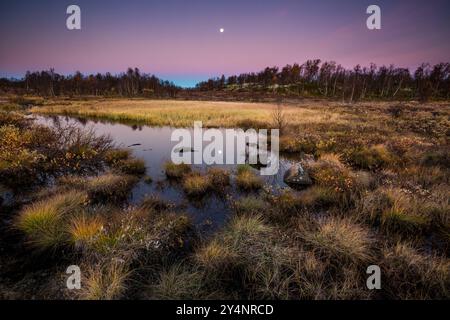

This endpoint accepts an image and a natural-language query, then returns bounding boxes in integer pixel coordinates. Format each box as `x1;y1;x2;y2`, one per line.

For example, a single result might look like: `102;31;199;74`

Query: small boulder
283;164;312;189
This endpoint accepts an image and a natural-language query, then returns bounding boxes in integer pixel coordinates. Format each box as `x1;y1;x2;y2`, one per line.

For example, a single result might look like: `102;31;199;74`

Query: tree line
0;68;180;98
196;61;450;102
1;62;449;101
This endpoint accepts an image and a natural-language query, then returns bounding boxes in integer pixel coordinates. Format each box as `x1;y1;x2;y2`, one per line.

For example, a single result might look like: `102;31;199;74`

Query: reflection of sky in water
33;115;298;232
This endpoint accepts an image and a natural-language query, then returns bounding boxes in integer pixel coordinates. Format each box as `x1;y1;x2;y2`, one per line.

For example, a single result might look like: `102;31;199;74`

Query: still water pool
34;115;299;231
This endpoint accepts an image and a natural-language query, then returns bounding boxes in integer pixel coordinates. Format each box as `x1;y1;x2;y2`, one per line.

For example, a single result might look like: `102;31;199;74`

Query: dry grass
4;97;450;300
182;173;211;197
206;167;230;190
297;217;375;266
164;161;191;179
148;263;206;300
78;261;130;300
59;173;138;203
69;215;105;250
236;165;263;191
359;188;431;236
381;242;449;299
16;191;87;249
31;99;349;128
234;196;268;215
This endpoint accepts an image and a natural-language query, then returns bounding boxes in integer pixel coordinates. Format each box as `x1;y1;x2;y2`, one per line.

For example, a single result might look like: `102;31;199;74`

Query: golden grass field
31;98;362;128
1;96;449;300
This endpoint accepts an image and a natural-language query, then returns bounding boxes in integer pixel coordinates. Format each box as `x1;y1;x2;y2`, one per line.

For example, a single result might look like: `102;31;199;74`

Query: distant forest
196;61;450;102
0;68;180;98
1;61;449;102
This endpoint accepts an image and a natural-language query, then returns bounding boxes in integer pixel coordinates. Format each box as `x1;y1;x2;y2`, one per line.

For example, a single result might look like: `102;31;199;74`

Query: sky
0;0;449;87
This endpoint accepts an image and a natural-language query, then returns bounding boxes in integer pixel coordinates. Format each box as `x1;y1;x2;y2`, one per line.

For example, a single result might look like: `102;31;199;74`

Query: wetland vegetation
0;94;449;300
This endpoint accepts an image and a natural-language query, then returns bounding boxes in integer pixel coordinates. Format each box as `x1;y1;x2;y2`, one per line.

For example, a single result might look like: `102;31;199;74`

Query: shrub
0;111;30;127
305;154;361;206
0;125;46;187
279;135;318;155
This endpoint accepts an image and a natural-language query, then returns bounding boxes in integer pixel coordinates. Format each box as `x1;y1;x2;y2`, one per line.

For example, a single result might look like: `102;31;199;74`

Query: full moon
219;28;224;33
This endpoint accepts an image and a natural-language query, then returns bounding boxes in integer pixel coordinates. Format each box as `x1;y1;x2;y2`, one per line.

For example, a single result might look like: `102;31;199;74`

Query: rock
173;147;196;153
0;186;14;207
283;164;312;189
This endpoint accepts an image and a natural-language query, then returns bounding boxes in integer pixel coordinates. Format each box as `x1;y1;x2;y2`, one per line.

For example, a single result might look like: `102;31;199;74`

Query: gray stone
283;164;312;189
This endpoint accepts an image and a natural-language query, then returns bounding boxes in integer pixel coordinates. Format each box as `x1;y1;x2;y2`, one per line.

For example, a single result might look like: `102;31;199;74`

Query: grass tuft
16;191;87;249
164;162;191;180
79;261;130;300
183;173;211;197
236;165;263;191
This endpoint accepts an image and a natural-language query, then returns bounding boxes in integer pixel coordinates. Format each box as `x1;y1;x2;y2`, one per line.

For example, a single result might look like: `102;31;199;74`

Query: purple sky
1;0;449;87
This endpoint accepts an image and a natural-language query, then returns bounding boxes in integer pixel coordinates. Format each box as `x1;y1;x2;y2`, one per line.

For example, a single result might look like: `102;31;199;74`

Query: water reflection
34;115;299;231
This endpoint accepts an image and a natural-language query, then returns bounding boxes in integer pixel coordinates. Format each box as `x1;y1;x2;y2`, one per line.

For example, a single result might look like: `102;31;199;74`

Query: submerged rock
0;186;14;207
283;164;312;189
173;147;196;153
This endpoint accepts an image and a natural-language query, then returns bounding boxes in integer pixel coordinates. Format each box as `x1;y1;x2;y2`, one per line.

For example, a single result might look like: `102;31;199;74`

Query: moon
219;28;224;33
